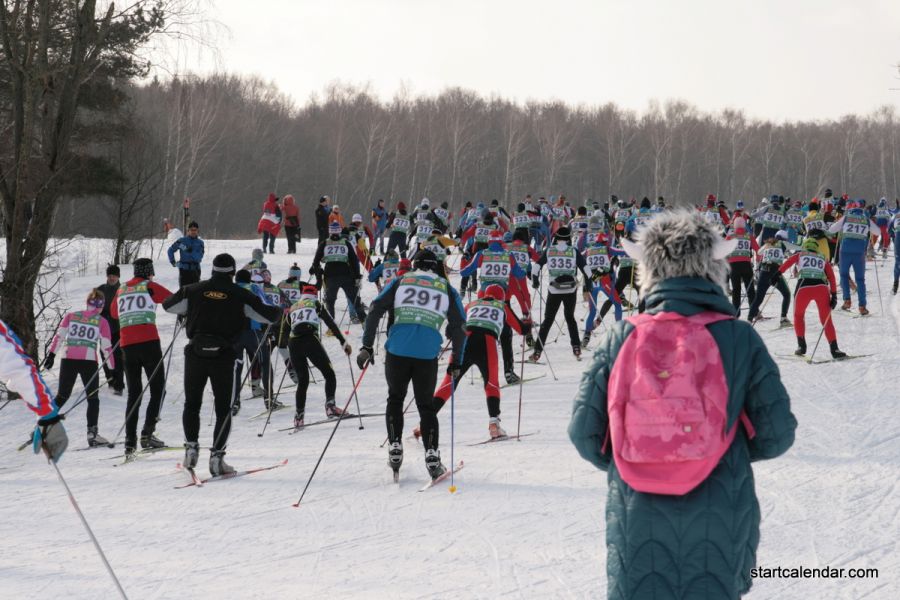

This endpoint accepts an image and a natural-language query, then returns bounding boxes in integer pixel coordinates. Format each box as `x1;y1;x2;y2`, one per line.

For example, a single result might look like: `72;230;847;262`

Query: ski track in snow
0;238;898;599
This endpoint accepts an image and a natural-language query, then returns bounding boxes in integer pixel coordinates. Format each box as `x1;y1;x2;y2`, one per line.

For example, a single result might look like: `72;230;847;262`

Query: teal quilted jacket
568;277;797;599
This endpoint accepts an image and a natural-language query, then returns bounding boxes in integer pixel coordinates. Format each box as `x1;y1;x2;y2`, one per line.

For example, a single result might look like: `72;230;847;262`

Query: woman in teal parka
568;210;797;599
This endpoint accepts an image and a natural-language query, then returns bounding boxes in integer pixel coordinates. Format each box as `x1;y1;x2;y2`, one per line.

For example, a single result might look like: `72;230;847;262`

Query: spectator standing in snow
569;210;796;600
315;196;331;245
371;198;387;255
167;221;205;289
282;194;300;254
257;193;281;254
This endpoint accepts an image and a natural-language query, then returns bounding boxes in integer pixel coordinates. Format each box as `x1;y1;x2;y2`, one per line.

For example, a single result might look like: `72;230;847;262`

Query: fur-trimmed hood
621;209;736;294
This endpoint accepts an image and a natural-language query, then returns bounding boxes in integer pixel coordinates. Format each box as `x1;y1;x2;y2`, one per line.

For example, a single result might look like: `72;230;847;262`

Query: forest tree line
53;74;900;241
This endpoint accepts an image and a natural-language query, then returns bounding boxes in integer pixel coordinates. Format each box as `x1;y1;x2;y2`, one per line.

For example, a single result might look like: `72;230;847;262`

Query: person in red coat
257;193;282;254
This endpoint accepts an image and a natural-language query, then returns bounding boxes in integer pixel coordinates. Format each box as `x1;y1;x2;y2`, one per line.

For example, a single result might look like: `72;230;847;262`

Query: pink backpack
605;311;755;495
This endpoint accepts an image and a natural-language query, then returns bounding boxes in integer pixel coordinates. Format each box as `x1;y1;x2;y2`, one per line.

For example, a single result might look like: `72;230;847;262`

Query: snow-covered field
1;236;898;599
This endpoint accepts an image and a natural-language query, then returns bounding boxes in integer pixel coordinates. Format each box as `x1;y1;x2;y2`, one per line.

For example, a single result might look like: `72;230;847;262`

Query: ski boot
779;317;792;328
840;299;852;310
350;316;362;325
524;332;535;348
140;433;166;449
231;399;241;417
124;444;136;460
325;401;347;418
859;306;870;316
488;417;507;439
573;345;582;359
265;397;284;410
112;386;124;397
183;442;199;469
528;351;542;363
794;336;807;356
581;332;591;348
87;426;109;447
388;441;403;479
209;450;235;476
293;412;305;429
424;448;446;480
251;379;265;398
505;371;521;385
893;279;899;295
829;340;847;360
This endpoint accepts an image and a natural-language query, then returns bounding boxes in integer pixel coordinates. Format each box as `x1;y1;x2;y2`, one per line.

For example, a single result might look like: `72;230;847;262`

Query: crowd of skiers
6;186;897;599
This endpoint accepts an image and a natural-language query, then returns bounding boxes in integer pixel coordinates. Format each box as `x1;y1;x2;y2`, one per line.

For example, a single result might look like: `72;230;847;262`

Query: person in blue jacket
232;270;278;414
569;210;796;600
167;221;205;289
357;251;466;482
828;200;879;315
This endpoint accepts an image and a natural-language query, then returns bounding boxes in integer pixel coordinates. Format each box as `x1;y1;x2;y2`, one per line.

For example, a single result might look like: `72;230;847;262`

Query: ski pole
110;326;182;446
516;333;526;441
872;254;884;315
258;361;290;438
212;322;274;426
57;340;120;420
346;354;365;430
449;375;457;493
211;358;244;450
540;340;559;381
807;311;833;363
293;364;369;507
50;461;129;599
156;320;184;419
380;395;414;448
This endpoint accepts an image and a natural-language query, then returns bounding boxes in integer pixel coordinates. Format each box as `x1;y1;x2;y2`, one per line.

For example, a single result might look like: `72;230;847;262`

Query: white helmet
352;213;362;223
420;197;430;207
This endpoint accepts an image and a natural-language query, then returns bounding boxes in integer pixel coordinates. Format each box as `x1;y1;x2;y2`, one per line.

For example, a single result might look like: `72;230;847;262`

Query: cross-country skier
778;238;846;359
98;264;125;396
1;320;68;461
529;226;592;361
725;217;759;314
242;248;268;280
286;282;353;428
385;202;411;255
357;250;466;481
45;289;115;447
311;221;367;325
582;233;623;348
829;201;879;315
747;230;792;325
232;270;276;413
163;254;281;476
431;284;529;439
110;258;173;456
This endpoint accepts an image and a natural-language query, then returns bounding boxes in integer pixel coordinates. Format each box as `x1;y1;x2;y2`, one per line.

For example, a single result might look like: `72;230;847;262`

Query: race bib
586;248;610;271
66;314;100;349
762;212;784;228
465;300;505;337
510;249;530;270
383;265;399;283
117;284;156;328
729;237;752;258
392;216;410;233
280;286;302;304
393;275;450;330
475;226;492;242
842;217;870;240
289;300;320;328
798;253;826;280
480;252;511;283
547;248;576;278
762;247;784;264
323;241;349;263
786;212;803;225
805;219;826;232
434;207;449;222
265;290;283;306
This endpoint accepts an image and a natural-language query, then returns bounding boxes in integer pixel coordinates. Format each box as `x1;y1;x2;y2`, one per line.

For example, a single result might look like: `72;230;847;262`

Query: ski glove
531;275;540;289
830;292;837;310
33;413;68;463
343;342;353;356
43;352;55;371
356;346;373;370
170;261;177;268
447;362;462;380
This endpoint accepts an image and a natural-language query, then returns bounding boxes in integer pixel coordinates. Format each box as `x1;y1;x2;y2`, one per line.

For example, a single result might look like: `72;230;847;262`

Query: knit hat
621;210;736;294
235;269;251;284
775;230;789;241
397;201;407;212
555;227;571;241
288;264;303;278
803;238;820;252
106;264;120;277
329;221;342;233
252;248;264;261
132;258;154;279
489;230;503;243
420;197;430;207
351;213;363;223
212;253;236;274
733;216;746;231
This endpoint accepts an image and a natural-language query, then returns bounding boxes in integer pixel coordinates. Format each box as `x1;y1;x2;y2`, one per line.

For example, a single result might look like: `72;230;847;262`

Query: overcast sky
169;0;900;122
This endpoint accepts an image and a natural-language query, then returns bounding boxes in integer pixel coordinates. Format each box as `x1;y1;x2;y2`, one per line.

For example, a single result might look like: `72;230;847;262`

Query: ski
468;431;540;446
279;412;384;434
104;446;181;462
500;374;546;389
418;461;464;492
248;405;290;421
808;353;874;365
176;463;204;487
174;459;289;489
74;442;117;451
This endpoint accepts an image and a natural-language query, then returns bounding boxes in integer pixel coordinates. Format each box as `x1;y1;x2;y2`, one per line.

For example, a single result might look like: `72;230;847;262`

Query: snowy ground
0;236;898;599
